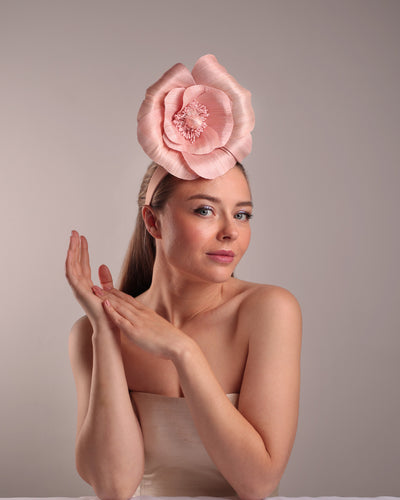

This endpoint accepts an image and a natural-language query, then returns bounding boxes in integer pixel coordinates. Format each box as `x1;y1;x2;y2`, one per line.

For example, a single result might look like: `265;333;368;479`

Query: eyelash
194;206;253;221
235;211;253;221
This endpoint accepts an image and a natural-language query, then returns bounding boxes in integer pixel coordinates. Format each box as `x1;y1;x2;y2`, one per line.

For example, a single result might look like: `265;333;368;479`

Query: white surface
2;497;400;500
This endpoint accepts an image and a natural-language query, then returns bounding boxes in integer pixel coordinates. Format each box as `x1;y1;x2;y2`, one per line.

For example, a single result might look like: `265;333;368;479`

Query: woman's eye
235;211;253;221
194;206;213;216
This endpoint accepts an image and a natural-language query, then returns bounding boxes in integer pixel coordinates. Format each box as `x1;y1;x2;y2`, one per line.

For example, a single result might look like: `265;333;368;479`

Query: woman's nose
217;217;239;241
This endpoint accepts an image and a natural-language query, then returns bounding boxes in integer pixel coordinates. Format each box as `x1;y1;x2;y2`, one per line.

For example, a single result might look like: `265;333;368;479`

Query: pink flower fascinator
137;54;255;205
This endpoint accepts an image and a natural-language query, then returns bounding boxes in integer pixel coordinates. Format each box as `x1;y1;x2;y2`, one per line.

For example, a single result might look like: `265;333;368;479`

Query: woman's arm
66;232;144;500
95;283;302;500
69;318;144;500
173;286;302;500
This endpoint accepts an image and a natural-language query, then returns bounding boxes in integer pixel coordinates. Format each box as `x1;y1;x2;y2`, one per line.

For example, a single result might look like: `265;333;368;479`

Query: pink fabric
137;54;255;183
145;166;168;206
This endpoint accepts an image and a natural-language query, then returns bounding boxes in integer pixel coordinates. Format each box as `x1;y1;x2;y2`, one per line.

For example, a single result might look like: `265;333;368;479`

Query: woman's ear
142;206;162;239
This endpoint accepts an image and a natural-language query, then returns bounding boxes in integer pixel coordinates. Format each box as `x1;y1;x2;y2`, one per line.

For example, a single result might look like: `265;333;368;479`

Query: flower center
172;99;209;143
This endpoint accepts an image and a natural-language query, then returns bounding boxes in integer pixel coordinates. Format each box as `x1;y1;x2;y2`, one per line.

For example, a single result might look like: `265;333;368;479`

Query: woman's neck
142;260;228;329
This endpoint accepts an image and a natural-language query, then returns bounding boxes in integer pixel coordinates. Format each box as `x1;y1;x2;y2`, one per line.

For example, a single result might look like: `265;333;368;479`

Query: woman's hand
92;285;191;361
65;230;117;333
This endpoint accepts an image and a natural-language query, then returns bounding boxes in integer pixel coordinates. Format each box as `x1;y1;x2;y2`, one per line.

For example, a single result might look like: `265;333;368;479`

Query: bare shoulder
68;315;93;371
236;281;302;338
234;279;301;308
69;314;93;334
69;315;93;347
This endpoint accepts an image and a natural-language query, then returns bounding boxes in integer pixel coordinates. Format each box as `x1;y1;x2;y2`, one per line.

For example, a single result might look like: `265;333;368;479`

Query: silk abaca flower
137;54;255;180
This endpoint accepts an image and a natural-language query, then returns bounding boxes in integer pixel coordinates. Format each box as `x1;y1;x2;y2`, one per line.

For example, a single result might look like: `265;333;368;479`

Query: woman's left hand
91;276;190;361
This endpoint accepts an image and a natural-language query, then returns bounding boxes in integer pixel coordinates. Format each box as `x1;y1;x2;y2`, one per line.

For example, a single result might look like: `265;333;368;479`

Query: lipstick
206;250;235;264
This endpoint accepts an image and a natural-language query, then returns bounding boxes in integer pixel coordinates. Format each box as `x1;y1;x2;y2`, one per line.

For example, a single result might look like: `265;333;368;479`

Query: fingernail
104;299;111;307
92;286;104;296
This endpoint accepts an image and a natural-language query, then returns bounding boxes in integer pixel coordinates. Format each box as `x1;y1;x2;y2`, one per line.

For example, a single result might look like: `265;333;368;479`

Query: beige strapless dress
130;391;280;498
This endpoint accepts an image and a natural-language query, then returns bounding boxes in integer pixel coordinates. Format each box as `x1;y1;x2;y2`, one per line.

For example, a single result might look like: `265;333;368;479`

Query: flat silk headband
137;54;255;206
145;166;169;205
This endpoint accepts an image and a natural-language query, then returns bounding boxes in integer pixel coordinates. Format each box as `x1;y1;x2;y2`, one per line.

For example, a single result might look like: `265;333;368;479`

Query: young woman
66;55;302;500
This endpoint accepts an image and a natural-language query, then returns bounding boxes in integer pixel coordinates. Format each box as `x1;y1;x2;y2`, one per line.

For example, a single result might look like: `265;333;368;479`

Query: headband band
145;165;168;206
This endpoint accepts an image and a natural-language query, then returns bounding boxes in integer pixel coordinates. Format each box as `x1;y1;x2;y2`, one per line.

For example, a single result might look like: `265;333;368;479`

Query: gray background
0;0;399;497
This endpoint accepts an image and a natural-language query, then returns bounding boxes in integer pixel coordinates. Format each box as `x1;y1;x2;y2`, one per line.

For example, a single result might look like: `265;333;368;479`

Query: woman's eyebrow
186;194;253;207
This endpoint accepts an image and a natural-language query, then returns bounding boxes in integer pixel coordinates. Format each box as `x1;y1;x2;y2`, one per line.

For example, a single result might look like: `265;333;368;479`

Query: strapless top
130;391;280;498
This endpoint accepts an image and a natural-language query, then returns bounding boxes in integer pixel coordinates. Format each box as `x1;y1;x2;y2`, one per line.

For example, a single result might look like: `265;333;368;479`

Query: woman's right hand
65;230;116;333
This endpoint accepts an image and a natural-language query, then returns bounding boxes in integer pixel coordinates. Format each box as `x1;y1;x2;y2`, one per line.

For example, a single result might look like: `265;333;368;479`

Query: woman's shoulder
68;315;93;362
233;278;300;302
232;279;302;324
69;314;93;337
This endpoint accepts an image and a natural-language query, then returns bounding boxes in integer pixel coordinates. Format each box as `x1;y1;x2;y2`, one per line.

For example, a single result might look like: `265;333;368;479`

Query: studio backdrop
0;0;399;496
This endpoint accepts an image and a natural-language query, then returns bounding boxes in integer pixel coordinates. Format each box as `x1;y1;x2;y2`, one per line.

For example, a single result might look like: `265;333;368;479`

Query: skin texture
66;166;303;500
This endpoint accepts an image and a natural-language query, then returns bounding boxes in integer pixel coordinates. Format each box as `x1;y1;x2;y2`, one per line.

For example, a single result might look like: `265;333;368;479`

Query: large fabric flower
137;54;255;180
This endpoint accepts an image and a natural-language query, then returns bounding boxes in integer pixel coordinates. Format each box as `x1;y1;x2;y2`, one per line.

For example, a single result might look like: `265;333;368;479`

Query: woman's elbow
93;481;139;500
84;472;142;500
76;457;144;500
236;475;280;500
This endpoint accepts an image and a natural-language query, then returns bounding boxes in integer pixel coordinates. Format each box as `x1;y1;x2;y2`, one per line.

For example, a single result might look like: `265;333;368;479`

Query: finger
103;299;135;331
71;230;82;272
66;231;80;281
65;232;74;271
106;288;144;309
103;295;138;324
80;235;91;278
98;264;114;291
92;285;142;313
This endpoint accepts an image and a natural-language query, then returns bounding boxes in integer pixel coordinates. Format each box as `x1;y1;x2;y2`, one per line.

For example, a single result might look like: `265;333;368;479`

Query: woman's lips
206;250;235;264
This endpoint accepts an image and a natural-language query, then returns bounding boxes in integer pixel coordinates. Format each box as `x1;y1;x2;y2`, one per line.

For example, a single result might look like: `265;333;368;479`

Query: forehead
171;166;251;201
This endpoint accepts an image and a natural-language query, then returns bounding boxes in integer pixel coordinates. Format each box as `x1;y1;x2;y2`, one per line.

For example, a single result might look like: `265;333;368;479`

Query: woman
66;55;302;500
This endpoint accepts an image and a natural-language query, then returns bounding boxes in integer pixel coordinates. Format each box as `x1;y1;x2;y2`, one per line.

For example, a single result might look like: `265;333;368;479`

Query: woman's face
156;166;253;283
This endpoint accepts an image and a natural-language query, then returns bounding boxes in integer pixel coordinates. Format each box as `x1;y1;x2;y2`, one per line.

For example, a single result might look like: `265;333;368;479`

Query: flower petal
151;144;198;179
181;85;207;107
224;133;253;162
192;54;255;138
137;63;195;122
154;149;198;179
182;148;237;178
197;87;233;146
163;87;186;144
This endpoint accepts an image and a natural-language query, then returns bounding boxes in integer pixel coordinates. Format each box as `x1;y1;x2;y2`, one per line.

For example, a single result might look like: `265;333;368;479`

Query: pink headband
144;165;168;205
137;54;255;206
